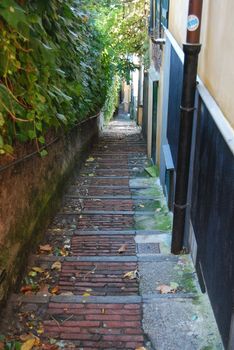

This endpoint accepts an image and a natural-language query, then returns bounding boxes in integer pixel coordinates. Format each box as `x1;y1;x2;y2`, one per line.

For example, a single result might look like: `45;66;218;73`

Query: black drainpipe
171;0;203;254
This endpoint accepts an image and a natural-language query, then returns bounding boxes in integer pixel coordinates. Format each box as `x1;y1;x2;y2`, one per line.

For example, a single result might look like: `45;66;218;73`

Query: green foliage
92;0;149;78
0;0;149;154
0;0;110;155
103;75;120;123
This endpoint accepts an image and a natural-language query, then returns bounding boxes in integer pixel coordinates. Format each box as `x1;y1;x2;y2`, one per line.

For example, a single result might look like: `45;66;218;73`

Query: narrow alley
0;113;222;349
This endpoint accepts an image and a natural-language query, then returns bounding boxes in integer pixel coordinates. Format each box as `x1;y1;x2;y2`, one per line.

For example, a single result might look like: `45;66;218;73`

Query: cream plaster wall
168;0;234;128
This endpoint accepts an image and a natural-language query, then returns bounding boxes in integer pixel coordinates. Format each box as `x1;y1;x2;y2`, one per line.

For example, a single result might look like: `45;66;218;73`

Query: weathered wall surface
169;0;234;128
0;117;99;303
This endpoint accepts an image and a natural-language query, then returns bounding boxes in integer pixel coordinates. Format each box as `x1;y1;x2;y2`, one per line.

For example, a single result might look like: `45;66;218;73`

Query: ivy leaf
4;144;14;154
56;113;68;125
0;136;4;148
28;130;36;140
40;149;48;157
0;0;27;29
38;136;45;144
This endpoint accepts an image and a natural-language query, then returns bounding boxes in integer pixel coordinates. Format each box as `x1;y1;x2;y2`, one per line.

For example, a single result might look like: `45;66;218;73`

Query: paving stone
0;115;223;349
71;235;136;256
58;261;139;296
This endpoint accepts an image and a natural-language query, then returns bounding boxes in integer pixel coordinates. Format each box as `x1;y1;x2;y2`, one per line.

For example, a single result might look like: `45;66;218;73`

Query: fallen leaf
28;271;37;277
50;286;60;295
156;284;177;294
139;204;145;208
51;261;62;271
123;270;138;280
0;342;4;350
59;247;69;257
37;324;44;335
20;285;37;293
20;334;35;342
87;157;95;162
83;292;91;297
135;347;147;350
21;338;36;350
39;244;52;253
60;291;74;296
88;173;94;177
32;267;44;273
118;244;128;254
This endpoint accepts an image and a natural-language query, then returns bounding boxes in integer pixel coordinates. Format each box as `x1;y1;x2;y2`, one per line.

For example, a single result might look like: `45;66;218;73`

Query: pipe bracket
180;106;196;112
174;202;189;210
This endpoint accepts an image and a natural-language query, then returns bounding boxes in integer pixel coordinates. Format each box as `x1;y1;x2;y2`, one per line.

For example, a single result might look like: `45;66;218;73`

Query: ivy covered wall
0;0;110;157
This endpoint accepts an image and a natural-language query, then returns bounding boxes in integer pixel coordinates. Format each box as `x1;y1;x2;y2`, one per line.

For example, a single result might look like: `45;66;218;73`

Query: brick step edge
10;293;197;305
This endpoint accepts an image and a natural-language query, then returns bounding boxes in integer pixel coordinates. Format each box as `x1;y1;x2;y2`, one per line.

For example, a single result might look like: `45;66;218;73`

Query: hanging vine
0;0;149;157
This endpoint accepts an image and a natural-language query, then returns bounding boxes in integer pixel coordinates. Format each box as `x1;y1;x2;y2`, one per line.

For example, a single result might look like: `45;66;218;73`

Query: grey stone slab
74;229;136;235
139;256;198;295
50;295;142;304
137;254;178;263
65;195;133;199
58;210;135;216
78;176;130;179
70;185;130;188
135;232;172;254
31;255;137;263
136;229;170;235
10;294;49;304
142;293;196;301
143;298;224;350
137;243;160;254
65;256;137;262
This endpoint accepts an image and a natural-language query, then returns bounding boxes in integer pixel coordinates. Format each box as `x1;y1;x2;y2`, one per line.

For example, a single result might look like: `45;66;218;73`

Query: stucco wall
168;0;234;128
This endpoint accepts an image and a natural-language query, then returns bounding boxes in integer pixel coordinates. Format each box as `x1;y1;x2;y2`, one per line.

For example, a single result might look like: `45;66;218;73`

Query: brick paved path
0;116;152;349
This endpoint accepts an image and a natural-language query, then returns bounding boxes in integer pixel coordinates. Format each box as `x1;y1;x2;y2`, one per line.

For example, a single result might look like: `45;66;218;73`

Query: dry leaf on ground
28;271;37;277
87;157;95;162
156;284;178;294
123;270;138;280
20;334;35;342
21;338;36;350
135;347;147;350
50;286;60;295
20;285;36;293
32;267;44;273
39;244;52;253
51;261;62;271
118;244;128;254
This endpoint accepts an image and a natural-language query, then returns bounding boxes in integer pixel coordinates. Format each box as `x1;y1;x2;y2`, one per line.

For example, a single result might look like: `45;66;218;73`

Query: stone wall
0;116;100;303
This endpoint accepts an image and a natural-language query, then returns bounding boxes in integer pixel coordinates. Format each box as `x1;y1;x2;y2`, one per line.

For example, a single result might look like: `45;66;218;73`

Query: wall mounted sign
187;15;200;31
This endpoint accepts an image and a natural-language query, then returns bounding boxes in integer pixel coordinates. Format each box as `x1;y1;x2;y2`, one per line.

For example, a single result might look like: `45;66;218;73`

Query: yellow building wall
168;0;234;128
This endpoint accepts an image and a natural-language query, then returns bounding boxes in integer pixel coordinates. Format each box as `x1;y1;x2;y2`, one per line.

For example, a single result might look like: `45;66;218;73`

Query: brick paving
71;235;136;256
0;116;149;349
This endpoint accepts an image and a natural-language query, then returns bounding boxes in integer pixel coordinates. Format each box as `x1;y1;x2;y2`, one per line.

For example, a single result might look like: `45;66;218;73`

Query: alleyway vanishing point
0;114;223;350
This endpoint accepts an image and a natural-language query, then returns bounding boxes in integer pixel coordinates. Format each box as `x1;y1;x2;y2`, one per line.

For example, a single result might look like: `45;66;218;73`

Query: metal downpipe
171;0;203;254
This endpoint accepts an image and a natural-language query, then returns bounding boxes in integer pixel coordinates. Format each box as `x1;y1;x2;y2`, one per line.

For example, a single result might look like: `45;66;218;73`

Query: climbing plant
0;0;110;156
0;0;149;156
